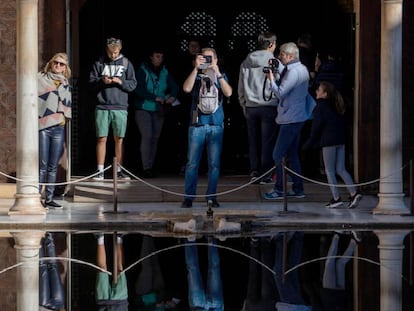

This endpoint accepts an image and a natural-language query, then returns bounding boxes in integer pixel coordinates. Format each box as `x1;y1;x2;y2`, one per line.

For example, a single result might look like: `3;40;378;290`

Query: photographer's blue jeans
273;232;306;305
272;122;305;194
184;124;223;201
39;125;65;202
185;240;223;311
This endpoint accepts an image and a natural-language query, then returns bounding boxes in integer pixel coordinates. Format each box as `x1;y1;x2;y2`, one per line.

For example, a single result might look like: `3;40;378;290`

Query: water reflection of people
134;235;179;310
320;233;358;311
185;237;224;311
273;232;312;311
241;237;278;311
95;233;129;311
39;232;66;310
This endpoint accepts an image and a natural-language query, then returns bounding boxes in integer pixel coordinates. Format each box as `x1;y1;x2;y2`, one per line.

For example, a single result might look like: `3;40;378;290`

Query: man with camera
264;42;311;200
181;48;233;208
238;31;279;185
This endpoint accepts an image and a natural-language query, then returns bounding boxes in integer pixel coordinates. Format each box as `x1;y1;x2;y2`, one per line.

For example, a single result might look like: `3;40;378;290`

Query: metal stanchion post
282;232;287;283
278;159;300;216
113;157;118;213
282;158;288;212
411;159;413;215
411;159;413;285
410;233;413;286
112;232;118;284
104;157;127;214
206;199;213;217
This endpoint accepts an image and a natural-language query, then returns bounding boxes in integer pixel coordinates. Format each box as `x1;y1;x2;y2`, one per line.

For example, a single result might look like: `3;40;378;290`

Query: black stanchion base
206;207;214;217
103;211;129;214
277;210;300;216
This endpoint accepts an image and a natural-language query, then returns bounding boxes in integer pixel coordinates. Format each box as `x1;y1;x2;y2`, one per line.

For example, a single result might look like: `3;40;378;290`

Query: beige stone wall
0;237;16;311
0;0;50;184
0;1;17;183
0;8;20;311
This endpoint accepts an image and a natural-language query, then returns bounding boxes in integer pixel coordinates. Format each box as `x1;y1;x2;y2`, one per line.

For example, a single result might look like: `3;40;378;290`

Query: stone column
374;0;408;214
12;231;44;311
375;231;408;311
9;0;45;215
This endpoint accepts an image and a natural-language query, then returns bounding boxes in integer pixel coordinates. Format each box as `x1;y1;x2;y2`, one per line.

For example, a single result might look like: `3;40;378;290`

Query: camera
198;55;212;69
263;58;279;74
204;55;212;63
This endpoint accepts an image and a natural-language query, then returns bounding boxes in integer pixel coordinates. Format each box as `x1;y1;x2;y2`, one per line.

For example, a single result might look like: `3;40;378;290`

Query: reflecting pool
1;229;413;311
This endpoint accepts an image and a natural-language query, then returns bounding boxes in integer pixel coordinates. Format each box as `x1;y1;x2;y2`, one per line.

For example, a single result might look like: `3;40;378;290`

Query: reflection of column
375;231;408;311
374;0;407;214
12;231;44;311
9;0;45;215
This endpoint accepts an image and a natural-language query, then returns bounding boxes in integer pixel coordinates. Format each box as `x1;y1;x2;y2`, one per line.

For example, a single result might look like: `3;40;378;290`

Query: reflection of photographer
263;58;280;74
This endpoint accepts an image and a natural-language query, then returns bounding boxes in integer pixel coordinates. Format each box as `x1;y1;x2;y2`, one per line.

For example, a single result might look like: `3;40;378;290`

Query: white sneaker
187;235;197;242
92;171;104;181
215;218;241;233
173;219;197;233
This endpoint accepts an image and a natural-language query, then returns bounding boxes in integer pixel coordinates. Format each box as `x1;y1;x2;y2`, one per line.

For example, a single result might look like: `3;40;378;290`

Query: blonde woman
38;52;72;209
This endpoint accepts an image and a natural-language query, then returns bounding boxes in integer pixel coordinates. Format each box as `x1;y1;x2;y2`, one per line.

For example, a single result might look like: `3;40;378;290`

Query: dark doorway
74;0;353;177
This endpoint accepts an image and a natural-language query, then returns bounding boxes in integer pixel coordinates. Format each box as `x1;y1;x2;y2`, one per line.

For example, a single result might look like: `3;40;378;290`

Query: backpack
198;74;219;114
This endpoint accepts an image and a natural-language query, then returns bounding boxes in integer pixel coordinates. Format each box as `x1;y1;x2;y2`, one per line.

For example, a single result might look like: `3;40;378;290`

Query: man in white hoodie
238;32;279;184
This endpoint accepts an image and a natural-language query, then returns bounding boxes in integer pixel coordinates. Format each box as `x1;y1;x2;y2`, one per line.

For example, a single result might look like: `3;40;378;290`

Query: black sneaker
348;192;363;209
325;197;344;208
142;169;154;178
250;171;260;184
45;200;62;209
40;200;49;211
207;199;220;207
181;199;192;208
117;170;131;180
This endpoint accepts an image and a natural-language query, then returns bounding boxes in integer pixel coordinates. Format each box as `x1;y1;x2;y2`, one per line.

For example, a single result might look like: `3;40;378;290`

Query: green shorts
96;271;128;301
95;109;128;138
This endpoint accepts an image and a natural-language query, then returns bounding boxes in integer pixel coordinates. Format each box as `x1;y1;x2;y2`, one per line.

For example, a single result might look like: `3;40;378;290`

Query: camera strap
262;76;274;102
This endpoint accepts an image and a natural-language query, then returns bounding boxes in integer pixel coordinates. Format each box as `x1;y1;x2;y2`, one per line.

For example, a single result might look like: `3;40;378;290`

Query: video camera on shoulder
263;58;279;74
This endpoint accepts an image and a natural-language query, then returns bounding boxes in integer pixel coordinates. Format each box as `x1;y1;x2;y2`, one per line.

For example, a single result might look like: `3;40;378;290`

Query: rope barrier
0;160;410;200
283;162;408;188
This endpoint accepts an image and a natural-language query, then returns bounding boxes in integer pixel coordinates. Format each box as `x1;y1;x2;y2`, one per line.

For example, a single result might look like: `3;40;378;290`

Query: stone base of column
373;193;409;214
8;193;47;216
